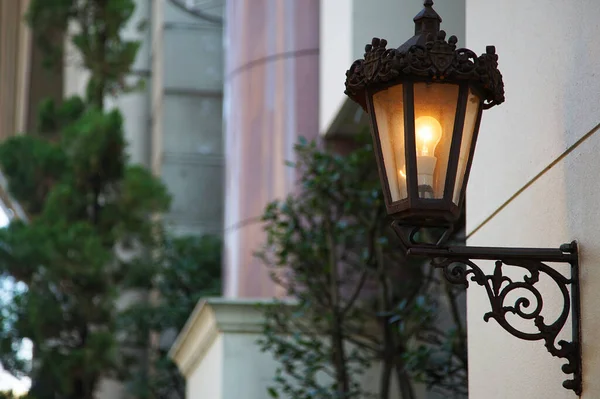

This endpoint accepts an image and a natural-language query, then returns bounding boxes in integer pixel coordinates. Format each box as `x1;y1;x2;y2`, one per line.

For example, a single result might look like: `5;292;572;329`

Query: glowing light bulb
415;116;442;156
414;116;443;198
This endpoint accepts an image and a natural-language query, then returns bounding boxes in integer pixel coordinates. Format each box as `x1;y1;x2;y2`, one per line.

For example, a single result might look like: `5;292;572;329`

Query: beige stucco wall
466;0;600;397
188;335;223;398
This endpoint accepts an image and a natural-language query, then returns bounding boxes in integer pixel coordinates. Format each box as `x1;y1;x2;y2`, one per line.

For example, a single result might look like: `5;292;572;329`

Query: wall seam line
223;216;261;233
467;121;600;239
226;48;319;81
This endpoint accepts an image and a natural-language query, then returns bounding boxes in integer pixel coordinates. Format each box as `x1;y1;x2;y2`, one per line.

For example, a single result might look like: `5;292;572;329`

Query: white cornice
168;297;295;377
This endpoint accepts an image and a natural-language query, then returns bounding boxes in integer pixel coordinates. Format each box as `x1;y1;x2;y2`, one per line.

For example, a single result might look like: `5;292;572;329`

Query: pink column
223;0;320;298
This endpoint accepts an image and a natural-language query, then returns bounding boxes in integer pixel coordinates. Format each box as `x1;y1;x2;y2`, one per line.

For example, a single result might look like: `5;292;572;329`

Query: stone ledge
168;297;294;377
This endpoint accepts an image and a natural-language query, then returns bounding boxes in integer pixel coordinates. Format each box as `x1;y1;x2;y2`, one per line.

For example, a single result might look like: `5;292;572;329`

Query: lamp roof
344;1;505;111
398;0;442;52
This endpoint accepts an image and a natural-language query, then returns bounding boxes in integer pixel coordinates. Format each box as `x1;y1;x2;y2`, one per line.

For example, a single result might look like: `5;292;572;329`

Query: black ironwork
344;9;505;112
399;228;582;395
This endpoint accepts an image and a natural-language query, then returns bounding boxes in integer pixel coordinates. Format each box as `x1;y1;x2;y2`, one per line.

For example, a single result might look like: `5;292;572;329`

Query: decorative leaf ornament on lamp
344;1;582;394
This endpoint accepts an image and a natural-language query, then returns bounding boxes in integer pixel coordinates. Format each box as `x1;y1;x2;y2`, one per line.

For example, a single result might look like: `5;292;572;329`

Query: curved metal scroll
429;247;581;395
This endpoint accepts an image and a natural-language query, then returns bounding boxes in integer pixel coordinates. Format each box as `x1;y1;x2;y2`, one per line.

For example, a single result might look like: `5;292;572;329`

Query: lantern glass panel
413;83;459;199
453;89;482;204
372;84;407;202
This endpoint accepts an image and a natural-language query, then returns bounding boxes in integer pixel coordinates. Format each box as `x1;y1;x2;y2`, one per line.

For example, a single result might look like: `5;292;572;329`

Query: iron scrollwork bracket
406;240;581;395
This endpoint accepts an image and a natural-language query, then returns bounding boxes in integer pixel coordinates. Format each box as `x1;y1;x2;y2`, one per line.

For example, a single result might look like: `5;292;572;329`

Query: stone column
223;0;320;298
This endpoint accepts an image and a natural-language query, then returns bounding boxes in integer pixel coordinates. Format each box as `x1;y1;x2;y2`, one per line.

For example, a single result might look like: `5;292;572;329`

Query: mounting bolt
560;241;578;254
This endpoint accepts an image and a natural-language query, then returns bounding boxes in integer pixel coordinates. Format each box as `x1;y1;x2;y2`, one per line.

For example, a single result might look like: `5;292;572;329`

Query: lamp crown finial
413;0;442;36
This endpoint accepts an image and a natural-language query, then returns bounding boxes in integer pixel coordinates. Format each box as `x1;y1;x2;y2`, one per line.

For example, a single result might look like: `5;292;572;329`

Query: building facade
9;0;599;398
150;0;224;237
66;0;225;237
466;0;600;398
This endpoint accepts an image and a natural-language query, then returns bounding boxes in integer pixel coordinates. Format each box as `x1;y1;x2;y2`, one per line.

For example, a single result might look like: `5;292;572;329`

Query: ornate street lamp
344;1;582;394
346;0;504;230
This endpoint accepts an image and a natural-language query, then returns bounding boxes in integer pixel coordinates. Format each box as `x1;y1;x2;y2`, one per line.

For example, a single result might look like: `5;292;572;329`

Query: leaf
267;387;279;398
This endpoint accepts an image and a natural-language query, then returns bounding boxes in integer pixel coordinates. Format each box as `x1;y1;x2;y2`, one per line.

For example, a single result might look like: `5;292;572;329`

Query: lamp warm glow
415;116;443;198
415;116;442;156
